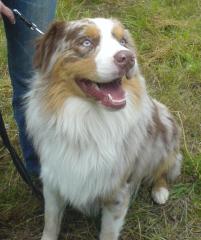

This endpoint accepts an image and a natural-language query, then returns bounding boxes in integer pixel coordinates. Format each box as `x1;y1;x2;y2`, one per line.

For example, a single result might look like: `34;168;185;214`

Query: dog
25;18;182;240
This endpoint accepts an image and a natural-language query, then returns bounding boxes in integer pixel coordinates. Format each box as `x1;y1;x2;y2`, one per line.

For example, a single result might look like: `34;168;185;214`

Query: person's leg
3;0;57;175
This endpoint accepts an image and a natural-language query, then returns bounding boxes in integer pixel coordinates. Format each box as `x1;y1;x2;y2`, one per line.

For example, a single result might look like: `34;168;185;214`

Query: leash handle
13;9;44;35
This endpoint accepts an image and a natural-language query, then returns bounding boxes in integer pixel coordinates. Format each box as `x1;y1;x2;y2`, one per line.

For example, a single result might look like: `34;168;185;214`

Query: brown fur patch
152;157;174;193
153;151;177;182
34;21;66;71
43;56;97;112
112;23;125;41
123;77;143;105
152;176;168;193
64;22;99;44
112;22;136;51
84;25;100;43
65;26;83;43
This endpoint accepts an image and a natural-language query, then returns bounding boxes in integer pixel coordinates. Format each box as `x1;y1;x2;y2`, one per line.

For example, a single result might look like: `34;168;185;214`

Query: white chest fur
26;90;150;207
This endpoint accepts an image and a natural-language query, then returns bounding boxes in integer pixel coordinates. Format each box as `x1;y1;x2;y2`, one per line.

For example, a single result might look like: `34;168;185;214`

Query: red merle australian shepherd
25;18;182;240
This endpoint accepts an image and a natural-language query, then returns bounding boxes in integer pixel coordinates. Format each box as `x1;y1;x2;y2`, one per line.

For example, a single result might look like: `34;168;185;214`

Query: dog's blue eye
120;39;127;46
82;39;92;47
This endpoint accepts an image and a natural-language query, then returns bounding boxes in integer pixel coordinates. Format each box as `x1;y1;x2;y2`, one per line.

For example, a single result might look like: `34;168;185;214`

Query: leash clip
13;9;44;35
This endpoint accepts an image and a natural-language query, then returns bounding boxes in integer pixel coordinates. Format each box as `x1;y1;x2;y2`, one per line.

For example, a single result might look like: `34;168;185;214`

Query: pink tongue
99;81;124;99
98;81;126;109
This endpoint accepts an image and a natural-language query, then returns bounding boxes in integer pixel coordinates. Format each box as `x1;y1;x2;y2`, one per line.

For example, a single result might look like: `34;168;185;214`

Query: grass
0;0;201;239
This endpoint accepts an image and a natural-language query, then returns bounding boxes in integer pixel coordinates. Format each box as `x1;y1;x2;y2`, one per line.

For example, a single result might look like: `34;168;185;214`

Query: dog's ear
33;21;66;71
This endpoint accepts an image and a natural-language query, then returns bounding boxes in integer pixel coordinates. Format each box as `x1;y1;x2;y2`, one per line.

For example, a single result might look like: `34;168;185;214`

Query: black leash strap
13;9;44;35
0;111;43;200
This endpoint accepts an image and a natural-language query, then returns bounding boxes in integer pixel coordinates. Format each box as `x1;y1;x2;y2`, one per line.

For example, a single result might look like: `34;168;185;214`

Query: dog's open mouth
76;78;126;109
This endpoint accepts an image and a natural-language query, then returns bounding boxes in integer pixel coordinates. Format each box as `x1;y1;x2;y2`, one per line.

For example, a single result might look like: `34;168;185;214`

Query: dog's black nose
114;50;135;72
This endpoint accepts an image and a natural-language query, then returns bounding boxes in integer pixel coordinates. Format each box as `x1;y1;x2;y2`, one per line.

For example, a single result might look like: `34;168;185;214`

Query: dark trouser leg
3;0;57;174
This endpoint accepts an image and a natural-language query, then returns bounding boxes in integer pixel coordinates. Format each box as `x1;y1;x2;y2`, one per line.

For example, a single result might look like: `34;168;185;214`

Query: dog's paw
151;187;169;205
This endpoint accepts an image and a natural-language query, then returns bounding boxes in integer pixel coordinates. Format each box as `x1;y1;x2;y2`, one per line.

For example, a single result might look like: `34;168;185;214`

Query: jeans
2;0;57;175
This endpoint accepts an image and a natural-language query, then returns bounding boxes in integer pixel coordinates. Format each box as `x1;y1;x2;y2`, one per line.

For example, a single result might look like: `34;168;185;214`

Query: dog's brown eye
82;39;92;47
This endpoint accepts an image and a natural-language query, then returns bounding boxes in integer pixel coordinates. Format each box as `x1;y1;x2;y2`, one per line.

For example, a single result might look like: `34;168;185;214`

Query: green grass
0;0;201;239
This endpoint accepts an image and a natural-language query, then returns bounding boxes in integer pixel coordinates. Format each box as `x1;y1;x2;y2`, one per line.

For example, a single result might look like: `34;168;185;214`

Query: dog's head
34;18;140;110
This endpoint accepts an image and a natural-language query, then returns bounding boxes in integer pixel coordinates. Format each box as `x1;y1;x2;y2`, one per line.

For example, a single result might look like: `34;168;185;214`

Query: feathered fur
25;18;182;240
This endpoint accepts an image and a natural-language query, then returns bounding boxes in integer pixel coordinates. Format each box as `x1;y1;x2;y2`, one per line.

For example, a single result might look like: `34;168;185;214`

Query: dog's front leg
41;184;66;240
99;183;130;240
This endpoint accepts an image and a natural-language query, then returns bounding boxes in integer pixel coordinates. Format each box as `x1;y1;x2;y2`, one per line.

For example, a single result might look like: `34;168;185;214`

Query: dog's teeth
108;94;113;101
93;83;100;91
108;94;126;104
94;83;100;90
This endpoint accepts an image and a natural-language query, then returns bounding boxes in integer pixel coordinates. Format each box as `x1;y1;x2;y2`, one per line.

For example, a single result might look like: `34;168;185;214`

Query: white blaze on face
91;18;128;82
